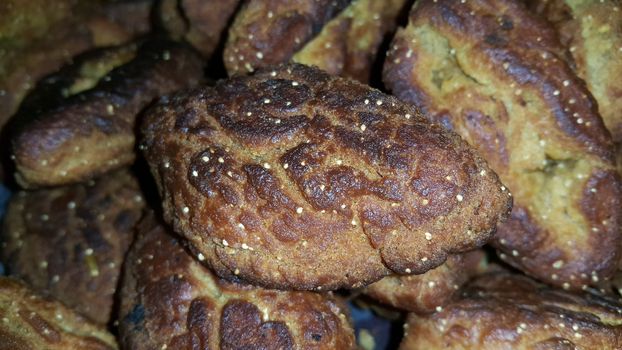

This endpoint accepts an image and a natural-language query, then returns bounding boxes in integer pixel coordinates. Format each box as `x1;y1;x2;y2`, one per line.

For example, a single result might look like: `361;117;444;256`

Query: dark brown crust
158;0;240;57
0;277;117;350
365;250;485;314
399;272;622;350
119;213;356;350
11;39;204;188
141;63;512;290
223;0;351;74
529;0;622;142
383;0;621;289
0;169;144;324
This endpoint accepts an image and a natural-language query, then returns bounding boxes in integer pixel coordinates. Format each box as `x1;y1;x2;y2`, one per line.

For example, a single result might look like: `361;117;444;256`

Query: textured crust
0;0;153;132
529;0;622;142
0;277;117;350
141;63;511;290
224;0;407;82
364;250;485;314
399;272;622;350
158;0;240;57
383;0;621;289
10;39;204;188
0;169;144;324
119;213;356;350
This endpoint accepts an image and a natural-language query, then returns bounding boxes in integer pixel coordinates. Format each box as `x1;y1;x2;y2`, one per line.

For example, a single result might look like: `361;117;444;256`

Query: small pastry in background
399;271;622;350
0;276;117;350
140;63;512;290
0;169;144;325
10;39;204;188
365;250;486;313
224;0;409;82
383;0;621;290
119;213;356;350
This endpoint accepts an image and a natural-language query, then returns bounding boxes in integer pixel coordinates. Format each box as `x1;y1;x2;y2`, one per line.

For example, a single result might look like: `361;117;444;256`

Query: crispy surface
11;39;204;188
224;0;408;82
119;213;356;350
0;0;154;132
365;250;485;313
0;277;117;350
0;169;144;324
158;0;240;57
530;0;622;142
399;272;622;350
383;0;621;289
141;63;511;290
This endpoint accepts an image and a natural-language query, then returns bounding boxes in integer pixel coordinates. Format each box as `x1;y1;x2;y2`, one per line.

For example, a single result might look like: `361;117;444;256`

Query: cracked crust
529;0;622;143
364;250;486;313
0;169;144;324
158;0;240;57
11;39;204;188
383;0;622;289
399;271;622;350
119;213;356;350
0;277;117;350
224;0;408;82
141;63;511;290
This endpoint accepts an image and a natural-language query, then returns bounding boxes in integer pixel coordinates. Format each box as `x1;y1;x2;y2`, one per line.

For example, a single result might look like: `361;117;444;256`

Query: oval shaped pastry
365;250;486;313
383;0;622;289
11;39;204;188
141;63;511;290
0;169;144;324
0;277;117;350
399;272;622;350
119;213;356;350
224;0;409;82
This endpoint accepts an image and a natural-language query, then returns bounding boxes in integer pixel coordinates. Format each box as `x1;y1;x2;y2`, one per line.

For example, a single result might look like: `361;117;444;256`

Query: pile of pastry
1;0;621;349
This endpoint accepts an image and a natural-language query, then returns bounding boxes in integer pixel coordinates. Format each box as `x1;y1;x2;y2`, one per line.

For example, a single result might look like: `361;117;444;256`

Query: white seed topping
197;253;205;261
425;232;432;240
296;207;303;214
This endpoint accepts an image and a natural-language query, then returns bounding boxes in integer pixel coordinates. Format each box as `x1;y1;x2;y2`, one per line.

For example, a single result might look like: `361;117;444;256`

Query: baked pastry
399;271;622;350
529;0;622;142
119;213;356;350
141;63;512;290
158;0;240;57
0;276;117;350
224;0;409;82
0;0;154;132
11;39;204;188
364;250;485;313
0;169;144;324
383;0;621;289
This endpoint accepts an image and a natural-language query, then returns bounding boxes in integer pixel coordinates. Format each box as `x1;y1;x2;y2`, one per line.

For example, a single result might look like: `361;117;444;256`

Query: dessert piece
0;276;117;350
11;39;204;188
141;63;511;290
119;213;356;350
383;0;621;289
399;272;622;350
1;169;144;324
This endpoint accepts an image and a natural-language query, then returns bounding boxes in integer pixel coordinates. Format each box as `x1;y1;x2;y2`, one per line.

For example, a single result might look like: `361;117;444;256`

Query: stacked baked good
1;0;621;348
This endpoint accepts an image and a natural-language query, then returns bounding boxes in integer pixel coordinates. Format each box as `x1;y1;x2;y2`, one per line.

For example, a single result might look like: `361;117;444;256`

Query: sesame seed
296;207;303;214
85;248;94;256
435;306;443;312
501;186;506;191
562;282;570;290
292;81;299;86
222;239;229;246
192;170;198;177
376;100;382;106
341;204;346;209
270;71;277;77
405;268;412;273
41;214;49;221
234;269;240;275
405;113;411;119
336;159;343;165
283;163;289;169
364;99;369;104
512;250;519;256
351;219;357;226
425;232;432;240
241;243;249;250
428;281;436;288
238;223;245;230
264;99;271;104
456;194;463;202
553;260;564;269
421;257;428;262
197;253;205;261
480;170;486;176
106;104;114;115
553;90;560;96
422;199;429;205
202;156;209;162
256;52;263;59
182;207;190;214
360;124;367;131
563;80;570;86
263;163;271;169
218;157;224;163
67;201;76;209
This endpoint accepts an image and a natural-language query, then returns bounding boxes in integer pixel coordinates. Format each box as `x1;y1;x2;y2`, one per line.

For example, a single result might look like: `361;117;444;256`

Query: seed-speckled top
141;63;511;290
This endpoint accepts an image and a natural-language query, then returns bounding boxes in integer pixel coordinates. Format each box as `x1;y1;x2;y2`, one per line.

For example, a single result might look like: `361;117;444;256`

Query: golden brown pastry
364;250;486;313
529;0;622;142
0;169;144;324
158;0;240;57
399;271;622;350
119;213;356;350
0;276;117;350
141;63;512;290
224;0;409;82
11;39;204;188
383;0;621;289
